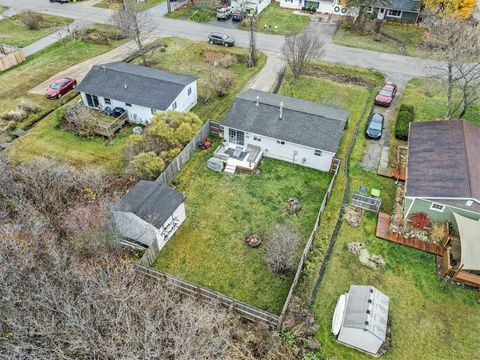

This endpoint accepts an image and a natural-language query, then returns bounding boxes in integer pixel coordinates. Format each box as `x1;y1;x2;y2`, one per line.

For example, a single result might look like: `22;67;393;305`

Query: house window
187;87;192;96
229;128;245;145
172;101;177;110
104;98;111;105
430;203;445;212
277;140;285;145
253;135;261;142
314;149;322;156
366;6;373;13
387;9;402;17
125;103;132;107
151;108;156;115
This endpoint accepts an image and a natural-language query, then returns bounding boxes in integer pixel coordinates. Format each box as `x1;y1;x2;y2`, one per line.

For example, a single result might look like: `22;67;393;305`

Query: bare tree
265;223;301;274
282;30;325;79
112;0;155;65
424;16;480;118
454;63;480;118
247;14;257;67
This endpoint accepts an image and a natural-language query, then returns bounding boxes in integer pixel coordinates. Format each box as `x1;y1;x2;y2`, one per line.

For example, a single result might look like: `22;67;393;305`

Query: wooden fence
137;265;280;327
277;158;341;329
0;44;25;71
156;120;211;184
209;120;223;137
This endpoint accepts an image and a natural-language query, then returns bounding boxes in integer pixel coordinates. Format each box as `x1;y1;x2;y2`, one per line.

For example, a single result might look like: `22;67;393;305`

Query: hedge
395;104;415;140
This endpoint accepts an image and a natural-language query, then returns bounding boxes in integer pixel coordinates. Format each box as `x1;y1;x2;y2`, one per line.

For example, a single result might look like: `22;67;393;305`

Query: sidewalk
22;19;92;57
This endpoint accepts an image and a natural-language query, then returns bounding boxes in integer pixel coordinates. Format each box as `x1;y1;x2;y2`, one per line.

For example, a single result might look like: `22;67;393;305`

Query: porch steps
224;163;236;174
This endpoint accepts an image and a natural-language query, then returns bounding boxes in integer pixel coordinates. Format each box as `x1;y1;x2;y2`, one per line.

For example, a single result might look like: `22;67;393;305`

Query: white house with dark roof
215;89;348;173
76;62;198;125
113;181;186;248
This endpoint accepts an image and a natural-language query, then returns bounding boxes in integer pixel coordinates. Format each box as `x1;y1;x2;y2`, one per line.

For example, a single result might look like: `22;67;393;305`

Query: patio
213;142;263;173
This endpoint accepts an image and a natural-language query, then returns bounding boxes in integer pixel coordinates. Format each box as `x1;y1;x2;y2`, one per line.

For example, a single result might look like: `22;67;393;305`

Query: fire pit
245;234;262;248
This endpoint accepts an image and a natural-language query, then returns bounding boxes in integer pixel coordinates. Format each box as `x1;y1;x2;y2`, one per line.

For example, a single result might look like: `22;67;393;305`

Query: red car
45;77;77;99
375;82;397;107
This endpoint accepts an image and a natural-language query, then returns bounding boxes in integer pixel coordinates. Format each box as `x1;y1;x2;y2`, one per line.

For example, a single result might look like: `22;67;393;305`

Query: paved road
0;0;445;78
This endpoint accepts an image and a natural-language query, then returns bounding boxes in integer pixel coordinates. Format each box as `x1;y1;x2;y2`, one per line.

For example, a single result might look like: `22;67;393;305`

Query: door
377;7;385;19
85;94;99;108
228;128;245;146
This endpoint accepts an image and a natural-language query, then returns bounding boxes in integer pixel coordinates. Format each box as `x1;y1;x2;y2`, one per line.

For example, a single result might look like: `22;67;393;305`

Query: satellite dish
331;294;347;336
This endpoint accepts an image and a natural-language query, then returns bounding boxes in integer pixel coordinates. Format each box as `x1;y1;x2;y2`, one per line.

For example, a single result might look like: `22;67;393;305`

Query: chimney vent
124;84;127;89
279;101;283;120
256;96;259;106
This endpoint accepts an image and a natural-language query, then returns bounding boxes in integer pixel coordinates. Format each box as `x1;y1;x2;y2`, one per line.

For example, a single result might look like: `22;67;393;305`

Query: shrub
213;69;235;97
394;105;415;140
203;50;237;68
265;223;301;274
18;99;41;114
1;109;27;122
19;12;42;30
127;151;165;180
411;212;431;229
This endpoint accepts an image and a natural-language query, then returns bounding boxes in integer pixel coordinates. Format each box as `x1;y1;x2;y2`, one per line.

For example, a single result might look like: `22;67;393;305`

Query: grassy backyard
239;2;310;35
278;62;480;358
0;12;72;48
0;6;6;14
164;4;216;22
333;20;438;58
137;37;266;120
96;0;164;9
153;148;332;313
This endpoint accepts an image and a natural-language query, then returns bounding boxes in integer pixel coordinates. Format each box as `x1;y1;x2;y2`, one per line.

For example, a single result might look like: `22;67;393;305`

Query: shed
332;285;389;357
113;181;186;248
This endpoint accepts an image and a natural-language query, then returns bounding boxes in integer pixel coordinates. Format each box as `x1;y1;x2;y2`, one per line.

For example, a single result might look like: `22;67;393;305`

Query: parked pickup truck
216;6;232;19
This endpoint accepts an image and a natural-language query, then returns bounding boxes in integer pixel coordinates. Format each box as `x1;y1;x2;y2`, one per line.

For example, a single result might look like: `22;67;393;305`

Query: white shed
332;285;389;357
113;181;186;248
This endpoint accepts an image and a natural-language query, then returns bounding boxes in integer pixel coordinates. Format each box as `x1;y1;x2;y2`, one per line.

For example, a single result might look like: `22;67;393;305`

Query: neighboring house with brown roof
404;120;480;229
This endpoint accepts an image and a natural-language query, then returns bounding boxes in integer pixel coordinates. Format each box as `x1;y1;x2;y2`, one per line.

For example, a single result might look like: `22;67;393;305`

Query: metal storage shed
332;285;389;357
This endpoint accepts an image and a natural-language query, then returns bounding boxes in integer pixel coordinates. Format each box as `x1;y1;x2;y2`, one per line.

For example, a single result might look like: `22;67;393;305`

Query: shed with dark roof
221;89;348;172
113;181;186;247
77;62;198;124
404;120;480;227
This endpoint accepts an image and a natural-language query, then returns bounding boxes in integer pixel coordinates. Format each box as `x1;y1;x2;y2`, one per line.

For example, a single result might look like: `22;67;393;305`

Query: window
366;6;373;13
125;103;132;107
187;87;192;96
229;128;245;145
277;140;285;145
466;200;473;206
387;9;402;17
314;149;322;156
172;101;177;110
253;135;261;142
104;98;111;105
151;108;156;115
430;203;445;212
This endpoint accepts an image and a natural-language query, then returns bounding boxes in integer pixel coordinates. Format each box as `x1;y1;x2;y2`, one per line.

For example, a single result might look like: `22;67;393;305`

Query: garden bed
152;144;332;314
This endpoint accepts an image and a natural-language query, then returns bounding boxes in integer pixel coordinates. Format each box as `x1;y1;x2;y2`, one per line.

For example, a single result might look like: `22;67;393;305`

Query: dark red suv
45;77;77;99
374;82;397;107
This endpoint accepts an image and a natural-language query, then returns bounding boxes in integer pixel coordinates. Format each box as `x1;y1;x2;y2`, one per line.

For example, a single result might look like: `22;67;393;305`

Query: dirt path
29;41;138;95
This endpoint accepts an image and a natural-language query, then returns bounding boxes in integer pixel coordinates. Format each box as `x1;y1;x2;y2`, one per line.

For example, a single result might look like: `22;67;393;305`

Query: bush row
394;104;415;140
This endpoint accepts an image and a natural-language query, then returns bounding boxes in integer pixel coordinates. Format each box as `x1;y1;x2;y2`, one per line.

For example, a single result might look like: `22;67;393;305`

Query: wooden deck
376;212;444;255
451;270;480;288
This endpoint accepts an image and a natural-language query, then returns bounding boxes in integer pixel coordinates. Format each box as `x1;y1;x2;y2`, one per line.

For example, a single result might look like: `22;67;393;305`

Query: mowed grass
7;105;130;174
164;4;216;22
139;37;266;120
401;78;480;126
239;2;309;35
333;21;438;58
0;12;72;48
280;63;480;359
153;148;332;314
96;0;165;9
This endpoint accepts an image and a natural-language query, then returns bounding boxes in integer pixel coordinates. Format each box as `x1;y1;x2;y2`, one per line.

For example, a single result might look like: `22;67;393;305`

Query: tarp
453;212;480;271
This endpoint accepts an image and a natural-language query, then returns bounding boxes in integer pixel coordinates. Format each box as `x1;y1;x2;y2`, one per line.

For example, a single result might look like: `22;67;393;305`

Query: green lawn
333;20;439;59
96;0;165;9
152;148;332;313
0;25;128;135
0;6;6;14
6;104;130;174
239;2;309;35
0;12;72;48
164;4;216;23
138;37;266;120
279;63;480;359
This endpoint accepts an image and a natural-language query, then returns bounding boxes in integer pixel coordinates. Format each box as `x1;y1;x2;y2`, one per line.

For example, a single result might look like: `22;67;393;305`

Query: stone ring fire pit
245;234;262;248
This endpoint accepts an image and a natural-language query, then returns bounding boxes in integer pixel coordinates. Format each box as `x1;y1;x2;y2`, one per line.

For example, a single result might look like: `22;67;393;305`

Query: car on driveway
208;32;235;47
45;77;77;99
232;9;245;21
365;113;384;139
375;82;397;106
216;6;232;19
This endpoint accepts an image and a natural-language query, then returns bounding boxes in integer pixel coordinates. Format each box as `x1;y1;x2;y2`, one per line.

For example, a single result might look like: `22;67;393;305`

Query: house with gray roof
404;120;480;229
215;89;348;173
332;285;390;357
365;0;421;23
76;62;198;125
113;181;186;247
